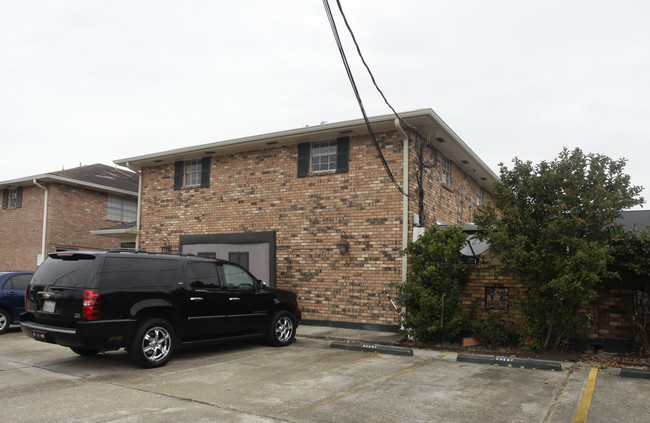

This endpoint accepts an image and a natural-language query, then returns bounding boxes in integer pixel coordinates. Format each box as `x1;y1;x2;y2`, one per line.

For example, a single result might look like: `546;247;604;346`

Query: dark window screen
228;252;249;269
101;257;178;289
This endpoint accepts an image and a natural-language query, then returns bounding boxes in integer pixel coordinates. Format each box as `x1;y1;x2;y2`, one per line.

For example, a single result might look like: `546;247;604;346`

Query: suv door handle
229;297;241;301
190;297;204;302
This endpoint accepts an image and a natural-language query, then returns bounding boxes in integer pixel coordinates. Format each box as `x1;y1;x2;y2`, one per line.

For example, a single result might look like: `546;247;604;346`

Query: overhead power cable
322;0;409;197
332;0;417;133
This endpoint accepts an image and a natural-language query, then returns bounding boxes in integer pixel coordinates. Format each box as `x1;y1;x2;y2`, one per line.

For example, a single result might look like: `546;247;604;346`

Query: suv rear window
31;255;96;288
100;257;178;289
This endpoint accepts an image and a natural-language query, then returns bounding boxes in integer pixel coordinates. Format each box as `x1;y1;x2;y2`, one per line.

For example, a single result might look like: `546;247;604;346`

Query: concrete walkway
296;324;404;345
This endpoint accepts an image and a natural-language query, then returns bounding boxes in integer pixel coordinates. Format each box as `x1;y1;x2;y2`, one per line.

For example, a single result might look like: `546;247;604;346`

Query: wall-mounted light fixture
336;231;350;254
160;237;172;253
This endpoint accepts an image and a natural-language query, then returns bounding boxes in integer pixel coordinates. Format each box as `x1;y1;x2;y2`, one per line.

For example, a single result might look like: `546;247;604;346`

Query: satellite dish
460;235;490;257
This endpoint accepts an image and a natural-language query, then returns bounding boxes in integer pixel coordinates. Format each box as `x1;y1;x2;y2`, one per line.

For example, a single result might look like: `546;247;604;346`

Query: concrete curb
457;353;563;371
619;368;650;379
330;341;414;356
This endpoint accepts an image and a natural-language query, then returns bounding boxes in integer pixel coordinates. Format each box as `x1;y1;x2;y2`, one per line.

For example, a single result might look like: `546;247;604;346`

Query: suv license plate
43;300;56;313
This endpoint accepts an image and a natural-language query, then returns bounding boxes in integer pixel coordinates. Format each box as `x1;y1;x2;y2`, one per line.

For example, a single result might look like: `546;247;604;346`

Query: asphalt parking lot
1;327;648;423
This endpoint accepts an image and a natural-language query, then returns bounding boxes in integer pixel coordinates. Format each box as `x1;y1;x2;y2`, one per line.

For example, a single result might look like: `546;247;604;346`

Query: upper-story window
183;159;202;186
477;184;483;206
297;137;349;178
1;187;22;209
442;155;452;186
311;140;338;173
107;195;137;222
173;158;211;190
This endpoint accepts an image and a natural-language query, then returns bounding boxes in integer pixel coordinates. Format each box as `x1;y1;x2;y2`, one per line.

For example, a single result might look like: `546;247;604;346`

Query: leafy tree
397;225;470;342
475;148;643;351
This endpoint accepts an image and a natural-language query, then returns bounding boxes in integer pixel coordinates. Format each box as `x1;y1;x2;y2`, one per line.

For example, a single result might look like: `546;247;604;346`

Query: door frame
179;231;277;287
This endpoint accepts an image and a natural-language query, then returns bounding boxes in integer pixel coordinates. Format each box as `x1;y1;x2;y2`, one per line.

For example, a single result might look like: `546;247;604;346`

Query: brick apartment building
115;109;498;329
0;164;139;270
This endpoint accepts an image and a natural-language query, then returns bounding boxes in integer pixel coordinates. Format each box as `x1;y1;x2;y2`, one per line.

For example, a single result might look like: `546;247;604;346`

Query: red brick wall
0;183;124;271
138;129;494;326
412;136;493;227
587;279;640;339
460;263;525;326
46;184;123;252
0;185;45;270
462;262;641;341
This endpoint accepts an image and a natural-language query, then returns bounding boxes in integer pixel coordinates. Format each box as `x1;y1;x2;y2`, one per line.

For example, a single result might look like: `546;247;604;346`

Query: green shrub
397;225;470;343
473;312;510;349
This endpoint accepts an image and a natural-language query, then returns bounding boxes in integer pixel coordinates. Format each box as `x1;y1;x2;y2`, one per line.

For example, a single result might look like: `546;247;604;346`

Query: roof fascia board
113;108;498;183
0;174;137;196
113;110;432;168
422;110;499;182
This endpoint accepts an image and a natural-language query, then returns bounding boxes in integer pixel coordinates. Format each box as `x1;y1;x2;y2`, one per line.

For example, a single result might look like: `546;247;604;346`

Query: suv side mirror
258;280;267;289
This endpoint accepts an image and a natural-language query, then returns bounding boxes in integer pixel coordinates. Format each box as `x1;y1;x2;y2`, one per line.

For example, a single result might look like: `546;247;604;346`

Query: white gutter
32;179;48;264
395;119;409;282
125;162;142;250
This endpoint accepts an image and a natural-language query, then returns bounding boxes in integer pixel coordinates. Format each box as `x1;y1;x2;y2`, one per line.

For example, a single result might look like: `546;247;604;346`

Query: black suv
20;251;301;368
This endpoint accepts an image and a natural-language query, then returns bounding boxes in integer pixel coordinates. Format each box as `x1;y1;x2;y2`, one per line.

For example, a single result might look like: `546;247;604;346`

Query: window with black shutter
297;136;349;178
174;158;211;190
2;187;22;209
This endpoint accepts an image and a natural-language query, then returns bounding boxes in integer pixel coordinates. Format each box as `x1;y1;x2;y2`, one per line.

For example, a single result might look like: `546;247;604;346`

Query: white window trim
442;155;452;186
183;159;202;187
310;140;338;173
8;188;18;208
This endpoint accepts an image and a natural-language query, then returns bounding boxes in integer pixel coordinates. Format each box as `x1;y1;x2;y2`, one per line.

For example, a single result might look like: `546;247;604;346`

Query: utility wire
322;0;409;197
333;0;417;133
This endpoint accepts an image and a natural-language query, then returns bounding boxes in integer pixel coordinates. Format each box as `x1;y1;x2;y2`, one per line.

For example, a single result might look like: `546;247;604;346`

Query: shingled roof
0;163;138;195
616;210;650;231
51;164;138;192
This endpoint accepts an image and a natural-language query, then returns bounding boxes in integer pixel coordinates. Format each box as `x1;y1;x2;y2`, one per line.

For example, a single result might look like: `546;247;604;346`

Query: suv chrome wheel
142;326;172;362
128;318;176;368
275;316;294;343
266;311;296;347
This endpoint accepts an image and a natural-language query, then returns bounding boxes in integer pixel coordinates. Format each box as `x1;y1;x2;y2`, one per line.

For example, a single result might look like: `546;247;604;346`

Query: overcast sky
1;0;648;206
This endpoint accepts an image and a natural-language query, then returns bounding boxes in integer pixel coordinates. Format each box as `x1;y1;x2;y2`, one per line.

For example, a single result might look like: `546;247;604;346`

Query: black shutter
336;136;349;174
16;187;23;208
297;142;310;178
200;157;211;188
1;189;7;209
173;161;183;190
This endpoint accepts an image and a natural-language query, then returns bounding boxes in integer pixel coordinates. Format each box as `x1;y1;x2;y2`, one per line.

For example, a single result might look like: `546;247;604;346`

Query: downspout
125;162;142;250
32;179;48;264
395;119;409;282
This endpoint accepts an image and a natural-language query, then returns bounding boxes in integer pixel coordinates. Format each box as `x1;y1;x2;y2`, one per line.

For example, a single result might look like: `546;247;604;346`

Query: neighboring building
0;164;139;270
616;210;650;231
115;109;498;329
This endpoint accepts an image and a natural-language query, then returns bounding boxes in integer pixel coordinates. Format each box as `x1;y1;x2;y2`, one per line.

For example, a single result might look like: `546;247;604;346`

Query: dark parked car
20;251;300;368
0;271;34;334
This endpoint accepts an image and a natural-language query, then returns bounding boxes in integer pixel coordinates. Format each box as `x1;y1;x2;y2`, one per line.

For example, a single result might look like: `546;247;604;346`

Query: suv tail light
82;289;100;321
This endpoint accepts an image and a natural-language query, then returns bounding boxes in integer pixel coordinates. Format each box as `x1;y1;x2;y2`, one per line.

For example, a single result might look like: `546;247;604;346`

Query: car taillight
82;289;100;321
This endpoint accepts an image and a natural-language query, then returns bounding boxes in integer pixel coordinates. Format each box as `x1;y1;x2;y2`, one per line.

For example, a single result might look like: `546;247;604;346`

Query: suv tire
128;318;176;368
0;308;10;335
266;311;296;347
